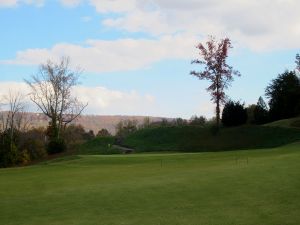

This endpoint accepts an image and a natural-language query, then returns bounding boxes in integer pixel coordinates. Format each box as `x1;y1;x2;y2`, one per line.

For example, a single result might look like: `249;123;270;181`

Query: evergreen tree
254;97;269;124
265;71;300;121
222;100;247;127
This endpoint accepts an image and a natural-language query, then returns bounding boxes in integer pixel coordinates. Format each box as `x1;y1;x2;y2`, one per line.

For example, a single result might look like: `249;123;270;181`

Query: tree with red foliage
190;36;240;126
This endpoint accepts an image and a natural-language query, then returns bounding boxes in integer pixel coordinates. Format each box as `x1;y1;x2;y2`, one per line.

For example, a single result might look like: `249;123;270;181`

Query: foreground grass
1;143;300;225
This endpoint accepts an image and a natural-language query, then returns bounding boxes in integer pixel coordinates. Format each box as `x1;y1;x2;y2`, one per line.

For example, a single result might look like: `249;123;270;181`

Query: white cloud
2;0;299;51
1;35;200;73
0;0;17;7
73;86;157;115
0;81;157;116
45;0;300;51
0;82;217;118
60;0;81;7
0;0;44;7
0;82;29;98
89;0;137;13
98;0;300;51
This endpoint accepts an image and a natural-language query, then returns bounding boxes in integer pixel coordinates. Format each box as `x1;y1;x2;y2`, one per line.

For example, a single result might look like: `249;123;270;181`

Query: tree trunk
216;74;221;127
51;117;59;140
216;99;220;127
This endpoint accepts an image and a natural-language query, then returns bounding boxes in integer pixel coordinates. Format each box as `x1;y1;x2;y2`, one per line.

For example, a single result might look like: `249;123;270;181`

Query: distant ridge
6;112;167;135
72;114;166;134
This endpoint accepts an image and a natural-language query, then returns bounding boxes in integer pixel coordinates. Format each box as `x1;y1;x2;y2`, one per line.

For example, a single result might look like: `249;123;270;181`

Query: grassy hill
122;125;300;152
1;143;300;225
264;116;300;128
76;137;120;155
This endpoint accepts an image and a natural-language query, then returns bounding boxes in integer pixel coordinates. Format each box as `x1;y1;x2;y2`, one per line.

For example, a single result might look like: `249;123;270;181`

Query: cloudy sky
0;0;299;118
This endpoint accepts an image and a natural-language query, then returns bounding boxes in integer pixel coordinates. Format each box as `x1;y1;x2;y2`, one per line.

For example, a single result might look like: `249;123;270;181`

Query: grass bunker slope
1;142;300;225
123;125;300;152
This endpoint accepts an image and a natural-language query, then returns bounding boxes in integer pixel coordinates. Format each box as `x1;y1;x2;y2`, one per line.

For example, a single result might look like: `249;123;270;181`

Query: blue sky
0;0;299;118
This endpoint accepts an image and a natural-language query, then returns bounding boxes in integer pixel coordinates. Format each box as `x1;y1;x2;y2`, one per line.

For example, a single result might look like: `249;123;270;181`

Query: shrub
210;124;220;136
83;130;95;140
23;139;47;160
97;128;111;137
0;133;19;168
0;143;19;168
17;149;31;165
63;124;96;149
174;118;188;126
47;138;66;154
19;128;47;160
222;100;248;127
189;115;207;126
115;119;138;138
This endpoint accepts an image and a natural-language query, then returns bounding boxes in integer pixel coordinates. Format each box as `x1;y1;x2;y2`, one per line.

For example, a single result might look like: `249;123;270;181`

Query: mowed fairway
1;143;300;225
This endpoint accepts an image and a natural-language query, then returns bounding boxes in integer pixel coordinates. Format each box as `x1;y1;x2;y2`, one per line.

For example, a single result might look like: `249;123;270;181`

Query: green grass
1;143;300;225
265;116;300;128
123;125;300;152
76;136;120;155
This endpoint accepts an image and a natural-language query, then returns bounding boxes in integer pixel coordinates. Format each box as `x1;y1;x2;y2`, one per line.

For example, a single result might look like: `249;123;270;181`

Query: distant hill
72;114;167;134
18;112;166;135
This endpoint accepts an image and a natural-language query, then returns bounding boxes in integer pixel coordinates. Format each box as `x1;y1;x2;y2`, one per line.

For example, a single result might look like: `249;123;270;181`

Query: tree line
221;63;300;127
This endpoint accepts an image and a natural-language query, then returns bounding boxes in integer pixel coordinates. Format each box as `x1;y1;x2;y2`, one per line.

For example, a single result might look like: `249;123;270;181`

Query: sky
0;0;299;119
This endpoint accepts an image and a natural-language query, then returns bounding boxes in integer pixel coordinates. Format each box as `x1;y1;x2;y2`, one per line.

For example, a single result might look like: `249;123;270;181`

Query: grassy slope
1;143;300;225
76;137;120;155
123;125;300;152
264;116;300;128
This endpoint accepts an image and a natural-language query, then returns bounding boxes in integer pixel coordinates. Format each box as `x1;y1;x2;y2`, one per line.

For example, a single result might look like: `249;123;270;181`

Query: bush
0;133;19;168
115;119;138;138
174;118;188;126
83;130;95;140
189;116;207;126
17;149;31;165
0;143;19;168
63;124;85;146
222;100;248;127
19;128;47;160
97;128;111;137
1;127;48;167
23;139;47;160
63;124;97;149
210;124;220;136
47;138;66;154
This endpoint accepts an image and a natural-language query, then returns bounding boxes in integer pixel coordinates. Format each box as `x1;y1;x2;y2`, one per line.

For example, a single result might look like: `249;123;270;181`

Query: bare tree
190;36;240;126
0;91;27;149
25;57;87;141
